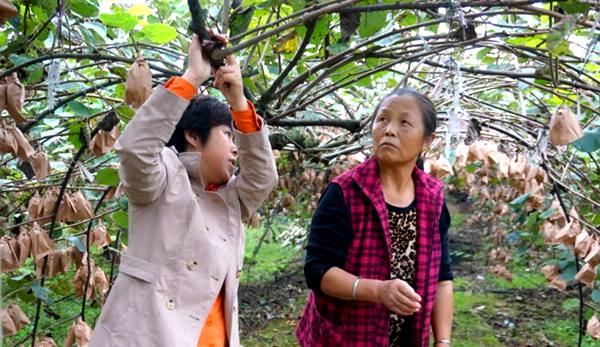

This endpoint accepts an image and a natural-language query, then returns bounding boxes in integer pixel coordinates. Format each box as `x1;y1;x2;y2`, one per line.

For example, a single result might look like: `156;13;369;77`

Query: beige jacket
89;86;277;346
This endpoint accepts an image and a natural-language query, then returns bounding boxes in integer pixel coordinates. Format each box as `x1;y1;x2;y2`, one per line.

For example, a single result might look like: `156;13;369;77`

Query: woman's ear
184;131;201;152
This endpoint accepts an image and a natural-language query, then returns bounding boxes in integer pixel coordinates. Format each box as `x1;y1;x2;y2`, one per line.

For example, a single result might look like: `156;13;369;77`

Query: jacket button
166;300;175;310
205;225;210;231
187;260;198;271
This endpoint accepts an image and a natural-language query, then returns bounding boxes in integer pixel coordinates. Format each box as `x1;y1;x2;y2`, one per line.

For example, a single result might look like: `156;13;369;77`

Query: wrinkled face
371;94;433;166
186;125;238;185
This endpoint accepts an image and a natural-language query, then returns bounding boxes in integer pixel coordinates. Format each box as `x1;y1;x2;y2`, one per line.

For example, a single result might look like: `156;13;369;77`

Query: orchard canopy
1;0;600;345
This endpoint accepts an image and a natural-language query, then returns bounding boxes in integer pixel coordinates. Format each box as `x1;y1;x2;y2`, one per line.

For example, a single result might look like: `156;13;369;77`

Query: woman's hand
213;54;247;112
181;34;212;87
376;279;422;316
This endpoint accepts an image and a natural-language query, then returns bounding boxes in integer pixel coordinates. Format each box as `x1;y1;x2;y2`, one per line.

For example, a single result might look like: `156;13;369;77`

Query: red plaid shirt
296;157;444;347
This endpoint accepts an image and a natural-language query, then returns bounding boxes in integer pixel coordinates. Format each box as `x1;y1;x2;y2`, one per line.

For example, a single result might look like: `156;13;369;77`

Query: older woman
296;89;453;347
89;34;277;346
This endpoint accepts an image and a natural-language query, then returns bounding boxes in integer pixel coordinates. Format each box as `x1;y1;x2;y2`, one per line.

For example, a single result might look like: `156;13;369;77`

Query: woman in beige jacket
90;34;277;346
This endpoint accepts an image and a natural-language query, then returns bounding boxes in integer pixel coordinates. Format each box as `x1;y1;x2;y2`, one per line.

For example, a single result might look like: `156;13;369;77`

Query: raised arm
213;54;277;218
115;35;211;205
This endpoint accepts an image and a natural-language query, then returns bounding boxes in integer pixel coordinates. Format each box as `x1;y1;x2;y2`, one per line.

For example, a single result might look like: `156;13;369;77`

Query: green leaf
31;281;53;305
127;4;153;16
592;289;600;303
26;68;44;84
10;268;34;281
113;210;129;228
326;42;349;55
546;16;576;56
229;6;255;38
358;8;387;38
8;54;44;72
70;0;99;17
68;236;86;253
310;15;331;45
399;11;417;26
509;193;531;207
476;47;492;60
116;104;135;123
540;207;557;220
562;298;579;311
573;127;600;152
99;10;138;32
118;196;129;211
95;168;120;186
68;124;83;149
68;100;92;117
285;0;304;11
139;23;177;44
558;0;590;14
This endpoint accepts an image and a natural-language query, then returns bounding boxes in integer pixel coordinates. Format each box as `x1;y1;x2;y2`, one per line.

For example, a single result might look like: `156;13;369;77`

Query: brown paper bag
40;187;59;225
17;226;31;265
575;263;596;288
0;0;18;25
541;265;560;279
94;266;110;301
1;236;20;273
549;106;583;146
30;222;56;261
0;84;5;111
60;248;73;273
90;126;120;157
8;126;34;160
585;242;600;267
28;191;44;220
467;142;485;164
71;237;87;269
36;250;63;278
6;303;30;330
249;212;260;229
56;191;77;222
36;336;58;347
490;265;513;282
30;149;52;181
508;155;527;178
124;55;153;109
91;222;111;248
554;221;581;247
574;231;594;258
73;259;95;300
64;317;92;347
540;221;559;245
1;308;16;336
541;265;567;291
70;190;95;221
587;315;600;339
0;124;18;155
6;74;26;124
550;278;567;292
429;155;453;180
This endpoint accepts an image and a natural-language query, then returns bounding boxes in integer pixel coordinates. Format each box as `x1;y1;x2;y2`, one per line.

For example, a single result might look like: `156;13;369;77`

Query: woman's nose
384;125;397;137
231;144;238;157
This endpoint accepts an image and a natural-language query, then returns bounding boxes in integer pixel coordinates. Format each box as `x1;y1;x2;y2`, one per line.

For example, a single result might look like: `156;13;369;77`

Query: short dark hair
371;88;437;137
166;95;232;152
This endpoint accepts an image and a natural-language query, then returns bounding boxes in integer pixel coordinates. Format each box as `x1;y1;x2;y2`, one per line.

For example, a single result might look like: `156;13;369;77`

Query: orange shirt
165;76;260;347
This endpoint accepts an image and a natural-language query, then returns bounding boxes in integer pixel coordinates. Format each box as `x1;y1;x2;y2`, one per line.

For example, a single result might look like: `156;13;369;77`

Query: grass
241;226;303;285
451;290;504;347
